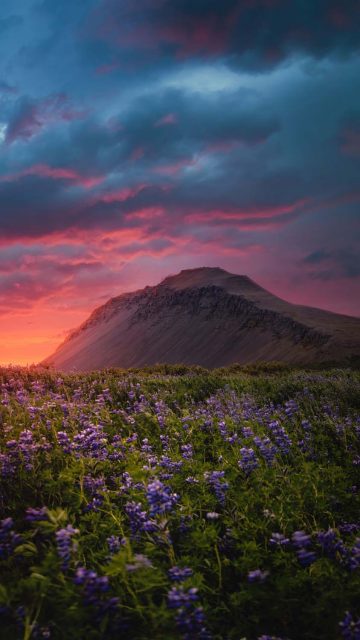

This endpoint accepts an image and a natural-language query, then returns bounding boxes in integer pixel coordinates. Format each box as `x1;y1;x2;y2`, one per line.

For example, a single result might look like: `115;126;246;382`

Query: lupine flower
55;524;79;570
168;586;199;609
181;444;193;460
74;566;119;619
270;533;290;547
168;566;193;581
168;587;211;639
296;548;317;567
126;554;153;572
146;479;179;516
0;517;22;558
107;535;126;554
253;436;277;466
339;611;360;639
292;531;312;547
267;421;292;454
238;447;259;476
125;501;157;536
206;512;220;520
248;569;269;583
204;471;229;505
25;506;48;522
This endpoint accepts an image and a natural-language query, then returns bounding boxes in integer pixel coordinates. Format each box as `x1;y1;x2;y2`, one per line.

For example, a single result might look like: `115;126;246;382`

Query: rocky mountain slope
42;267;360;371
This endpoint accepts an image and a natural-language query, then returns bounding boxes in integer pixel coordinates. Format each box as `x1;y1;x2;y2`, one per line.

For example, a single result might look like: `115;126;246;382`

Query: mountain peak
159;267;254;291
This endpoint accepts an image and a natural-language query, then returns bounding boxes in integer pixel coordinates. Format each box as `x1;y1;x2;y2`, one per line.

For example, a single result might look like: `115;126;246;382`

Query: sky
0;0;359;365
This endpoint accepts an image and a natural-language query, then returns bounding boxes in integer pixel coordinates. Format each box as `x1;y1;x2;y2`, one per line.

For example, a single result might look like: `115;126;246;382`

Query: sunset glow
0;0;359;364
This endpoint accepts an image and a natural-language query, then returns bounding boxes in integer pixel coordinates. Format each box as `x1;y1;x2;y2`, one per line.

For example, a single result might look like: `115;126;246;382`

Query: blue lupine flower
168;566;193;581
146;479;179;516
55;524;79;570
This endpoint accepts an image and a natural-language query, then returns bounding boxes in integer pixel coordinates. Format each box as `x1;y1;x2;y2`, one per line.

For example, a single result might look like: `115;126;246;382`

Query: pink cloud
152;156;200;175
185;199;309;224
154;113;178;127
1;164;104;189
99;184;148;203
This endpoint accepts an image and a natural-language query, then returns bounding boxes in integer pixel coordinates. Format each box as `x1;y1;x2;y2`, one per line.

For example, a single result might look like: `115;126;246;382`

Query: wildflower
339;611;360;639
146;479;179;516
125;501;157;536
206;512;220;520
25;506;48;522
204;470;229;505
296;548;317;567
238;447;259;476
74;566;119;619
126;554;153;572
168;587;211;639
270;533;290;547
0;517;22;558
248;569;269;583
168;566;193;581
291;531;312;547
168;586;199;609
55;524;79;570
107;535;126;554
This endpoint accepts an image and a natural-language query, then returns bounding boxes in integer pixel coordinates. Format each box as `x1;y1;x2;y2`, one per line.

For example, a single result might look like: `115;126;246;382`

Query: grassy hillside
0;365;359;639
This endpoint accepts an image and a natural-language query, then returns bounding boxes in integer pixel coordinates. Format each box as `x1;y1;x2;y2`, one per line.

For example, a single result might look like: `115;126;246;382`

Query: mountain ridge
43;268;360;371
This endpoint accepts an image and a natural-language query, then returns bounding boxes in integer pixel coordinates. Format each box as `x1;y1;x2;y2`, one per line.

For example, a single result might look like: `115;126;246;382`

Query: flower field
0;364;359;639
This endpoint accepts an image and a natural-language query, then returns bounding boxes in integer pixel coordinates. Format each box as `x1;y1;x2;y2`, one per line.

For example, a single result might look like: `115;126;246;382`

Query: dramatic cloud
0;0;359;363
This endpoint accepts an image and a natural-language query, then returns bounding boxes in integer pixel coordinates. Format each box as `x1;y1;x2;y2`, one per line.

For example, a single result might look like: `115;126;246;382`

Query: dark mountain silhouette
42;267;360;371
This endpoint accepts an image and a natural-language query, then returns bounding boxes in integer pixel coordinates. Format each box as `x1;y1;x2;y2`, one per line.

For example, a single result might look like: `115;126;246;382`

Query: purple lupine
0;517;22;558
248;569;269;583
56;431;72;454
83;474;107;511
204;471;229;505
317;529;347;560
238;447;259;476
168;566;193;582
55;524;79;570
107;535;126;554
25;507;48;522
168;587;211;639
125;501;157;536
292;531;312;548
349;538;360;572
125;554;153;572
74;566;119;618
72;425;108;460
253;436;277;466
292;530;316;566
160;456;183;473
146;479;179;516
270;533;290;547
181;444;193;460
339;611;360;640
267;421;292;454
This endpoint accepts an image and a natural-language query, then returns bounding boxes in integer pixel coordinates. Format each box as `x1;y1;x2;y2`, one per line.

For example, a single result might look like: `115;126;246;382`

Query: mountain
43;267;360;371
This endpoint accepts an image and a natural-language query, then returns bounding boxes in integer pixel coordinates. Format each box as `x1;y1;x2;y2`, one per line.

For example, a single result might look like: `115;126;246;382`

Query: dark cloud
5;94;86;143
0;0;359;342
87;0;360;70
303;248;360;279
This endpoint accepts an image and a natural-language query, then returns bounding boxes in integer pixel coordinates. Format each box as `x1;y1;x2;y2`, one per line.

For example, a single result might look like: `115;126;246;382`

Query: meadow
0;364;359;640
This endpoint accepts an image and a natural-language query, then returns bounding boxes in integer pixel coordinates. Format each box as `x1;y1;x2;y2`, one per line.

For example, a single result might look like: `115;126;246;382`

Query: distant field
0;365;359;639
